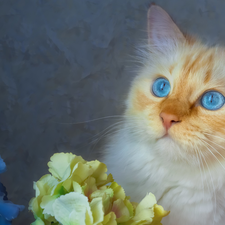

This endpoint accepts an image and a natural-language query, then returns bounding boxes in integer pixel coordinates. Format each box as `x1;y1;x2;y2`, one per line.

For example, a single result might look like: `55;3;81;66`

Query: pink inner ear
147;5;185;49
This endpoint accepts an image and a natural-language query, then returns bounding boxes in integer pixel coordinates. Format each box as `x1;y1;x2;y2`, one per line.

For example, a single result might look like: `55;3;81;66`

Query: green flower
29;153;169;225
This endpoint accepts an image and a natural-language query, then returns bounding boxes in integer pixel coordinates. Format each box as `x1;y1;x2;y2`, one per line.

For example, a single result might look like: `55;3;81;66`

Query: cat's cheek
149;124;166;140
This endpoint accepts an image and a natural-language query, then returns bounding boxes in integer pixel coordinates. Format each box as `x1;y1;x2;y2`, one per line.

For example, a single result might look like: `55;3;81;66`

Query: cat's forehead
153;44;225;102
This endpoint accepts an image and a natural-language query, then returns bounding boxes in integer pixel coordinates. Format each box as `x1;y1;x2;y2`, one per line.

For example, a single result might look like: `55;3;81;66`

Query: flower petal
48;153;75;181
132;208;154;223
73;181;83;194
102;212;117;225
53;192;93;225
82;177;98;199
135;193;156;216
90;197;104;225
131;193;157;224
40;195;59;217
31;217;45;225
70;162;93;184
111;199;131;223
86;161;114;187
151;204;170;225
0;201;25;221
110;182;125;201
0;215;11;225
35;174;58;197
0;157;6;174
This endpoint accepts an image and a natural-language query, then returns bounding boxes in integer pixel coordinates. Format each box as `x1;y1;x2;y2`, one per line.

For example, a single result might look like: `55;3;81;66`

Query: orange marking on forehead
134;90;154;111
182;50;206;79
169;64;175;74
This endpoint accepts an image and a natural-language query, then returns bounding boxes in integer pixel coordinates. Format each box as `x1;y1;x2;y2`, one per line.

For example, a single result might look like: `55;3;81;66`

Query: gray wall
0;0;224;224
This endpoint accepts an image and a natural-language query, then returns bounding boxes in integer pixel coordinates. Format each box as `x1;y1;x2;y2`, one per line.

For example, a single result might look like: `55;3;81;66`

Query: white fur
103;125;225;225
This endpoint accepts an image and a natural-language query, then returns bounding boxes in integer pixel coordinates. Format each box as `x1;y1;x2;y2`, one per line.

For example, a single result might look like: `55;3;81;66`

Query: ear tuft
147;5;185;52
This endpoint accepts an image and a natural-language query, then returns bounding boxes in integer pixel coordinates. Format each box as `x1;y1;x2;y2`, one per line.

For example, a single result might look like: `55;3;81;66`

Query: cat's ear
147;5;185;52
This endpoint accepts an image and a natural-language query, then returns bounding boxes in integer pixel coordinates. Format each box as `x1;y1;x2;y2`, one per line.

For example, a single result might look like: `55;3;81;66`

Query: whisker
192;143;205;194
203;132;225;142
198;144;216;225
201;139;225;171
207;138;225;153
50;115;127;125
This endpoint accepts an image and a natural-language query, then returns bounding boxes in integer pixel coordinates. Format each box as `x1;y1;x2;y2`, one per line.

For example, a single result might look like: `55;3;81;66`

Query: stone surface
0;0;224;224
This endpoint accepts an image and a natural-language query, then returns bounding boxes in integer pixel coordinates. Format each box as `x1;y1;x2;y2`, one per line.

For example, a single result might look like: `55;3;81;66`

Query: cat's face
125;5;225;164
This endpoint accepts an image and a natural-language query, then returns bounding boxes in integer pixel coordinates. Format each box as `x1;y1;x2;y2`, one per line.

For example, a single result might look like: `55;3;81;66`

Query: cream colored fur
103;5;225;225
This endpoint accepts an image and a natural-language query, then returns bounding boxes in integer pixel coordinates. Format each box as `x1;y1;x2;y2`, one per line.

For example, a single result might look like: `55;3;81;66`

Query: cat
103;4;225;225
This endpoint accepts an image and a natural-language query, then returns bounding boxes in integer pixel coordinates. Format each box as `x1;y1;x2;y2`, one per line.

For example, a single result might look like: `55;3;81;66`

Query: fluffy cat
103;5;225;225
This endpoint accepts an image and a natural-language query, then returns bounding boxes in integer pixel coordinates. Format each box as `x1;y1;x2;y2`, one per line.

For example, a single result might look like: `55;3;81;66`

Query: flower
0;156;25;225
29;153;169;225
0;156;6;174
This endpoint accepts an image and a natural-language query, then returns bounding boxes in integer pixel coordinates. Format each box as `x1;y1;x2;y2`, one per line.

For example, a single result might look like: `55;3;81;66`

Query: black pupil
210;94;213;103
160;82;165;90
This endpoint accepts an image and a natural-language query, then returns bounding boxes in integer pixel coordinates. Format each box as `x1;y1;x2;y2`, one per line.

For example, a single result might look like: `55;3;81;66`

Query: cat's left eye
152;78;170;98
201;91;225;111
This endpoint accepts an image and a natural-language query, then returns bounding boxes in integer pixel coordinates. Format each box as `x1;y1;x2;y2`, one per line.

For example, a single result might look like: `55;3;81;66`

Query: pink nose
160;112;180;131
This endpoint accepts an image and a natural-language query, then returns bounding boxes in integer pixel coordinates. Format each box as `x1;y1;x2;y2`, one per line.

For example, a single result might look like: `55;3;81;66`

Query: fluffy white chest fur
103;127;225;225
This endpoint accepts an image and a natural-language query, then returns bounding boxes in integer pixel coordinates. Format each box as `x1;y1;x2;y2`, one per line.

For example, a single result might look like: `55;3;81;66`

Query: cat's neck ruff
104;125;225;225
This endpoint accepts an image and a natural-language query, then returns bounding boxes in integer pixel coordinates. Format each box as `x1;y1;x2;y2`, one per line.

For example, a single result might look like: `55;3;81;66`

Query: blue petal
0;201;25;221
0;215;11;225
0;157;6;174
0;182;8;200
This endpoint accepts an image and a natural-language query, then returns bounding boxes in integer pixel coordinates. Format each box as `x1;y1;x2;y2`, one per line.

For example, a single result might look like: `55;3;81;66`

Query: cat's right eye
201;91;225;110
152;78;170;98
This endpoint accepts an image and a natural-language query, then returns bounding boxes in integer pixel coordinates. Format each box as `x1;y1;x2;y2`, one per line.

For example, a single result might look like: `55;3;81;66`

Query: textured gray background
0;0;225;224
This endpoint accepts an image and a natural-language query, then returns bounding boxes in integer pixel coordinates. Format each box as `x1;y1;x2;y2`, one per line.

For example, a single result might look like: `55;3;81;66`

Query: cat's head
125;5;225;164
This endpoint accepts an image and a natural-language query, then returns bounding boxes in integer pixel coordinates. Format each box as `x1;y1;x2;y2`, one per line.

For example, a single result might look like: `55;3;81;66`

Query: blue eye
201;91;225;110
152;78;170;97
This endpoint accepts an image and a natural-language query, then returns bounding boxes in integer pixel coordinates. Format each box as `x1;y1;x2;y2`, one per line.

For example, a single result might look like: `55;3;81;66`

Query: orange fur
125;39;225;166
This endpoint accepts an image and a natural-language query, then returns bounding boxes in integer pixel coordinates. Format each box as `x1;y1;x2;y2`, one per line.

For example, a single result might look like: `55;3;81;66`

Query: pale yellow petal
36;174;58;197
90;197;104;225
135;193;156;215
151;204;170;225
110;182;125;201
48;152;75;181
40;194;59;217
28;197;43;219
73;181;83;194
53;192;93;225
90;188;113;200
87;161;113;187
132;208;154;223
124;199;134;217
111;199;131;223
31;217;45;225
103;212;117;225
70;162;93;184
83;177;98;198
62;179;73;192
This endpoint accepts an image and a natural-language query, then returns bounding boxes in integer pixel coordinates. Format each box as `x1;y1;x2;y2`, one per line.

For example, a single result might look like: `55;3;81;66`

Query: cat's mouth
157;129;177;141
157;132;171;140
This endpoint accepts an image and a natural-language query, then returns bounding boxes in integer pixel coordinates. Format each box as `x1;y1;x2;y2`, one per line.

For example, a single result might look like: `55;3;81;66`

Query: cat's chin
155;133;191;160
156;132;172;141
156;135;175;146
